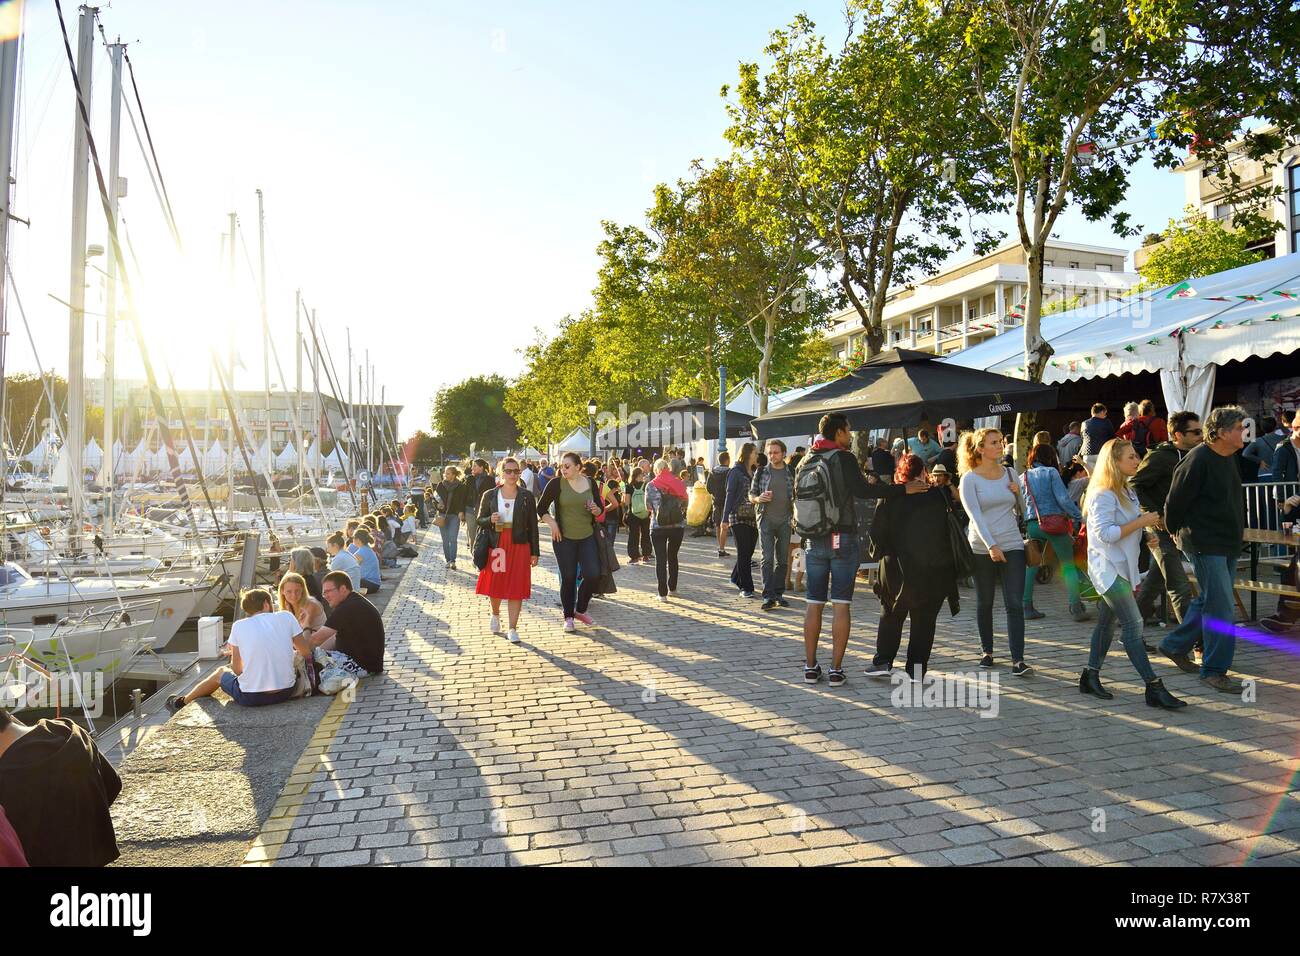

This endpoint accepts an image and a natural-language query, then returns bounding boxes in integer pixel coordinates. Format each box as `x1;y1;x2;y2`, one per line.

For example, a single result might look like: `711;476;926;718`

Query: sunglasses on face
503;468;520;475
1177;428;1203;436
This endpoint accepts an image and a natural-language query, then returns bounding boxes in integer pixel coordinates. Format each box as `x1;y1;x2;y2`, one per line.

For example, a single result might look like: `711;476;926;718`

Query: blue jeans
220;670;294;707
553;534;600;618
1023;518;1081;606
440;513;460;563
1088;576;1156;682
463;509;477;553
1160;551;1236;677
972;550;1026;660
759;516;792;601
805;533;860;605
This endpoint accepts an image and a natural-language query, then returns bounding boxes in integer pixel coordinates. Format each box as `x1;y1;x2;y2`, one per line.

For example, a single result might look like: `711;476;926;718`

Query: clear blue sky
7;0;1185;438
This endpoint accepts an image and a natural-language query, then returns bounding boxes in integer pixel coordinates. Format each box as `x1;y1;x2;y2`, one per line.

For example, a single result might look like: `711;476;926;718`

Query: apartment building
1134;127;1300;270
824;238;1138;361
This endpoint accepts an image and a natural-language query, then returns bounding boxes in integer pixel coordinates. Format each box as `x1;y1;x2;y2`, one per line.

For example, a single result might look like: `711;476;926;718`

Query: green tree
724;9;1002;359
432;375;518;455
954;0;1300;460
1136;208;1264;290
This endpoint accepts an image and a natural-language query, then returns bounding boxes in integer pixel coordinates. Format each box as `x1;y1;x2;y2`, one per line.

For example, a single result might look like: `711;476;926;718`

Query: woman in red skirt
474;456;540;643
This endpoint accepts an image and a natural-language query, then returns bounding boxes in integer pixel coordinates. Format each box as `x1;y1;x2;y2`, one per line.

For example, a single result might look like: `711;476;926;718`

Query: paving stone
263;528;1300;869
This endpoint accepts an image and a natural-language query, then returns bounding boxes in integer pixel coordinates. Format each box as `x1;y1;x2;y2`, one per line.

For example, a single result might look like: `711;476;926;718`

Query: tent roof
751;348;1057;438
944;251;1300;382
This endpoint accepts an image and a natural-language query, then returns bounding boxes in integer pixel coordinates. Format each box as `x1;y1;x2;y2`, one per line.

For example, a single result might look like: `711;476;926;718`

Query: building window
1043;260;1053;268
1095;263;1112;272
1215;203;1233;222
1290;164;1300;254
1068;260;1080;269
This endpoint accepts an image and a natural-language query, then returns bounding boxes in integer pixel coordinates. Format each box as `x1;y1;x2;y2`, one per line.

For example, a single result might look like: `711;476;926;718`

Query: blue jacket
722;463;752;524
1021;465;1082;523
1271;438;1300;487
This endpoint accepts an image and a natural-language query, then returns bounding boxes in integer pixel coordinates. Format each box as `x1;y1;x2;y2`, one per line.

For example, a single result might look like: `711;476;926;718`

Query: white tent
554;427;590;454
83;437;103;470
944;251;1300;423
150;445;171;473
176;445;195;472
22;436;57;471
274;441;299;470
251;439;274;472
121;438;150;472
202;439;227;473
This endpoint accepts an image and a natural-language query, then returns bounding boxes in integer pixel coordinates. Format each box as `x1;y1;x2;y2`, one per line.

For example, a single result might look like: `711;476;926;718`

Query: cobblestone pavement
249;526;1300;867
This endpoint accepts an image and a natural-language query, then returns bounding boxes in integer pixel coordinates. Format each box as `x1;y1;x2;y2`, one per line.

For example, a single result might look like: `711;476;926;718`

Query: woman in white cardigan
1082;438;1187;709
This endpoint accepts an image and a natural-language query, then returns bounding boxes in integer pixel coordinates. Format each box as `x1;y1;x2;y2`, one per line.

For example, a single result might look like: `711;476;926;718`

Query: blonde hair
277;573;309;614
1083;438;1134;507
958;428;1001;475
496;456;519;478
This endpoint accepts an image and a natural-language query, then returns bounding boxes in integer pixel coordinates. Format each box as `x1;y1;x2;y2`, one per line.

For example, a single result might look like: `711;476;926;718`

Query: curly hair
894;452;925;485
958;428;1002;475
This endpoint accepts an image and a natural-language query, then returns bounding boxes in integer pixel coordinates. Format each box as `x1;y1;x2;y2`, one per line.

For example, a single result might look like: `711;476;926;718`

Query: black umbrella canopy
750;348;1058;439
642;397;755;444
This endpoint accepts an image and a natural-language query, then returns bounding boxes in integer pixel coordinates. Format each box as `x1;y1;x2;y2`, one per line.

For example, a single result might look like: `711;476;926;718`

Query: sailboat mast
102;37;125;540
295;288;303;495
226;212;236;520
256;189;271;466
0;1;23;504
66;5;95;550
311;308;320;481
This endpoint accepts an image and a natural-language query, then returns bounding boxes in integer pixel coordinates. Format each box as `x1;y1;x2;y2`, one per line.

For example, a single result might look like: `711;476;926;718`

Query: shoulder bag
1025;471;1072;536
1007;466;1042;567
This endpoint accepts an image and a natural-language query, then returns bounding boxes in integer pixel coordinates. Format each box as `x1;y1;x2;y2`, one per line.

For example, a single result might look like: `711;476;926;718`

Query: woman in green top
537;451;604;632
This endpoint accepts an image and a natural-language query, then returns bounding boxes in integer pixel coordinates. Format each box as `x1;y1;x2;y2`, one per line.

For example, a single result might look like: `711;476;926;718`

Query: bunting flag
1237;294;1263;302
1275;291;1298;300
1205;296;1232;302
1166;282;1196;299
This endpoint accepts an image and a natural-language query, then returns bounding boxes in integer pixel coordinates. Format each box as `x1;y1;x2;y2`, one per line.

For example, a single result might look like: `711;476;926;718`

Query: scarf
811;438;841;453
650;472;688;499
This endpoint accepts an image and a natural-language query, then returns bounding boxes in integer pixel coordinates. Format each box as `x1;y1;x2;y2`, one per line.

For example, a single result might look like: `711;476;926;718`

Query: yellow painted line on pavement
241;690;355;866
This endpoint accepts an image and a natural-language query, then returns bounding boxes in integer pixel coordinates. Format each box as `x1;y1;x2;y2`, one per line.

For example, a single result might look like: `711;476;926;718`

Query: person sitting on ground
288;547;323;601
326;531;362;591
0;706;122;866
279;571;327;644
294;570;386;695
168;588;304;712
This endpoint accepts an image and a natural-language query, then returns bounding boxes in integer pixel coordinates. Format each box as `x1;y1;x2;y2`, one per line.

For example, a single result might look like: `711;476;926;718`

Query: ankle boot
1023;603;1046;620
1145;678;1187;710
1079;668;1113;699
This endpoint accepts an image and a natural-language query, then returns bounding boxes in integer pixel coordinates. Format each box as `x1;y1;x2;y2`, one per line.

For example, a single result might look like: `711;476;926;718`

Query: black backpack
1131;418;1151;457
656;490;686;525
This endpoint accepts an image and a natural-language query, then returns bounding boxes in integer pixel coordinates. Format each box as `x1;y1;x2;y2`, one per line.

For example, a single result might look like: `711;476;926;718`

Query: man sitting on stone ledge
168;588;304;712
293;570;386;695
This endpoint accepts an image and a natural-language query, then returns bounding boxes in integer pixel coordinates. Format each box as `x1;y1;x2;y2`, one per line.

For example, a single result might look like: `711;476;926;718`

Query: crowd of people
411;402;1299;712
6;399;1295;868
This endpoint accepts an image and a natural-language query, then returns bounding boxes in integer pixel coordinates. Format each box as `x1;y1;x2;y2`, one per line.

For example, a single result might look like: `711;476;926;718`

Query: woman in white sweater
1081;439;1186;709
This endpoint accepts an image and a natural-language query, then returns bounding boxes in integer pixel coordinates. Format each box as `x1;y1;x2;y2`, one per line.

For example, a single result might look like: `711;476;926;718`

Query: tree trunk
757;305;775;416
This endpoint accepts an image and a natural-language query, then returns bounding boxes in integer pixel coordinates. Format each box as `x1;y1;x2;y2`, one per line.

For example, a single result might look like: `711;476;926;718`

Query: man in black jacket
1270;412;1300;488
1159;405;1249;693
707;453;731;556
1131;411;1201;628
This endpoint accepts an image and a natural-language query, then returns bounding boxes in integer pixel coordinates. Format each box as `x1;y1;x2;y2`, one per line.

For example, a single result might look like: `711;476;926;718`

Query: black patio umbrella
613;397;755;447
750;348;1058;439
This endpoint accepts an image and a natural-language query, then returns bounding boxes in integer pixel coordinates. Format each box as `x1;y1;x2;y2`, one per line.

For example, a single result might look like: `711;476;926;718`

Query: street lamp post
587;399;597;460
546;422;553;463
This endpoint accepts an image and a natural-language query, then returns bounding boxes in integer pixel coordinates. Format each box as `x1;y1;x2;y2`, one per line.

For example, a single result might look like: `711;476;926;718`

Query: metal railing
1243;480;1299;561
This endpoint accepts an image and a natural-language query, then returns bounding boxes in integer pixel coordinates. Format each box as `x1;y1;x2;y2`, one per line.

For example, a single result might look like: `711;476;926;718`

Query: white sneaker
506;629;520;644
658;594;669;602
563;618;576;632
489;615;501;634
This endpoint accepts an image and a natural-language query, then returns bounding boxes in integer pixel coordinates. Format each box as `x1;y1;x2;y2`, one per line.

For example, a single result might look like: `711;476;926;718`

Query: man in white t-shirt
520;463;537;494
167;589;304;711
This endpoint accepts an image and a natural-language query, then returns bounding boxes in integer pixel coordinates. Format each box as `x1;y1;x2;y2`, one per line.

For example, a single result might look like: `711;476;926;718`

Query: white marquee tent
944;252;1300;424
553;428;590;455
83;437;103;470
22;436;58;471
274;441;300;470
202;440;227;473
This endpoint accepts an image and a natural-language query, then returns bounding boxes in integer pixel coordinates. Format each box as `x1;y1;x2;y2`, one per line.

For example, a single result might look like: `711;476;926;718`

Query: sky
4;0;1187;440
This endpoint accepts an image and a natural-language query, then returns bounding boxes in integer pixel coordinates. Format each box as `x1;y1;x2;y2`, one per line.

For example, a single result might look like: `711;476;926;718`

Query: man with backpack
1118;399;1166;458
623;467;653;564
796;413;927;687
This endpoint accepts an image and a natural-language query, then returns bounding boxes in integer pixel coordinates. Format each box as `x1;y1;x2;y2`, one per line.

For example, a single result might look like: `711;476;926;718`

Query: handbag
944;496;976;578
433;513;447;529
1007;466;1042;567
472;522;499;571
1025;472;1071;536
